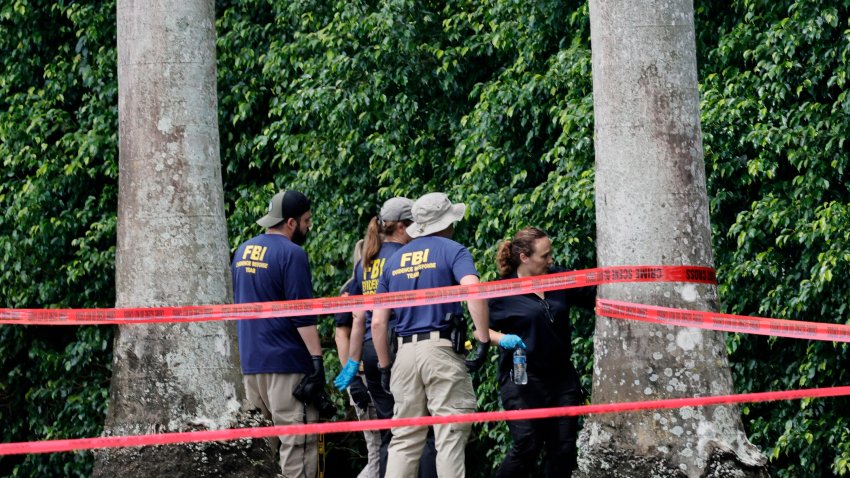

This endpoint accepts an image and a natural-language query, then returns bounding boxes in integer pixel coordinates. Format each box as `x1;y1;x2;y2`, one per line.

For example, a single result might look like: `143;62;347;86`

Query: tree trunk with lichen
576;1;769;476
92;1;274;476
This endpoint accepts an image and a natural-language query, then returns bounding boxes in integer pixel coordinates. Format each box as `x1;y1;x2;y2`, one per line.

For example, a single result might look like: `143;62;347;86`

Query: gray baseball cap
256;190;311;228
407;192;466;238
379;197;414;222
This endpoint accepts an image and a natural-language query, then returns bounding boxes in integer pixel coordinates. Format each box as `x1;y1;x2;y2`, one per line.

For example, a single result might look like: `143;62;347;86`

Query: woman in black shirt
488;227;595;477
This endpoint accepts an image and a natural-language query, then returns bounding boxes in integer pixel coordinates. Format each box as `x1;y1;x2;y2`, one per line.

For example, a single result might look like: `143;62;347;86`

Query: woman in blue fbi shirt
488;227;595;477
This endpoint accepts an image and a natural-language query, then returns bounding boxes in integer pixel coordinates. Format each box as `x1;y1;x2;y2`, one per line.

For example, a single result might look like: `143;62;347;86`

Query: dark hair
361;216;404;268
496;227;548;278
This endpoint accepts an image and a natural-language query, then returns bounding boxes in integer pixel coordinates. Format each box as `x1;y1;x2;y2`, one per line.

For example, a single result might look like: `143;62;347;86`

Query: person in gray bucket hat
405;192;467;239
370;192;491;478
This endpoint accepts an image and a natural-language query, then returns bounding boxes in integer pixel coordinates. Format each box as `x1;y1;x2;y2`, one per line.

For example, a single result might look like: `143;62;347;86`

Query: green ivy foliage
699;1;850;476
0;0;117;476
1;0;849;476
215;2;595;473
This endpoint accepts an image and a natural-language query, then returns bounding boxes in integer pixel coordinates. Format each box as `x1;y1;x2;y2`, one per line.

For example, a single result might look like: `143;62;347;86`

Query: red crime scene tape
4;264;847;456
596;299;850;343
2;385;849;456
0;265;714;325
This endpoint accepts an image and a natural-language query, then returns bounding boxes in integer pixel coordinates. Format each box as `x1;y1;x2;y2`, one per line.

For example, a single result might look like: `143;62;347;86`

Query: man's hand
464;339;490;372
294;355;326;403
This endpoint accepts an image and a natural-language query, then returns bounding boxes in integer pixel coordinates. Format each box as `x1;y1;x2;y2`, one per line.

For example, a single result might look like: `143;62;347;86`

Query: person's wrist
311;355;324;375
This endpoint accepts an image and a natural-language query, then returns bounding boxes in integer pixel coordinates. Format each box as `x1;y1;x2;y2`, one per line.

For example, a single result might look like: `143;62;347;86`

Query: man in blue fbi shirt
370;192;491;478
232;189;326;478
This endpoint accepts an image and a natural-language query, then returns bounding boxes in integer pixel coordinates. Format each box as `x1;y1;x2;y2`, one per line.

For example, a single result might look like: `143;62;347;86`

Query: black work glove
293;355;326;403
315;390;337;420
464;339;491;373
348;376;372;411
379;365;392;395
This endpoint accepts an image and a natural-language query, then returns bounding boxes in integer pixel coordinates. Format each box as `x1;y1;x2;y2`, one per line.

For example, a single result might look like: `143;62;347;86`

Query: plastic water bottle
512;348;527;385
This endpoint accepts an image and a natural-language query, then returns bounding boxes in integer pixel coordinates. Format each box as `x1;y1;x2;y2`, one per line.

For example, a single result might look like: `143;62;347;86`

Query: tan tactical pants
385;332;476;478
244;373;318;478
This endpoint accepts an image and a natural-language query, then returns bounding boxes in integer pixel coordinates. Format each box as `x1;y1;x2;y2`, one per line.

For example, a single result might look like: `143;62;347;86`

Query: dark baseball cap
256;190;311;228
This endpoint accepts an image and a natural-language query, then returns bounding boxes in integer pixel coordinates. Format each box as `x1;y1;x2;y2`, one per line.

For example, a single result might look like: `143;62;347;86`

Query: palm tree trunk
93;1;274;476
577;1;768;476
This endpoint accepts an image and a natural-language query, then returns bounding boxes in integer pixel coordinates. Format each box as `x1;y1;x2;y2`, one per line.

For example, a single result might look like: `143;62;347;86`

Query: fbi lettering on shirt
361;257;386;295
391;249;436;279
234;245;270;274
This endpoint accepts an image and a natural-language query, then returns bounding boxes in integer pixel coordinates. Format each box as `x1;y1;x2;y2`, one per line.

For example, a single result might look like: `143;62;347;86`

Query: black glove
379;365;392;395
314;390;337;420
348;376;372;411
293;355;326;403
464;339;490;372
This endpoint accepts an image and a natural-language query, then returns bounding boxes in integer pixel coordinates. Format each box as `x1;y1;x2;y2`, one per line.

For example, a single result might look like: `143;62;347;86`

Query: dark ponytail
361;216;401;268
496;240;514;278
361;217;382;269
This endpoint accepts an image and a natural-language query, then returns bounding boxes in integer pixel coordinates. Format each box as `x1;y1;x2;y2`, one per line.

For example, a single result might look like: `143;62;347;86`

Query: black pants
494;373;582;478
362;339;437;478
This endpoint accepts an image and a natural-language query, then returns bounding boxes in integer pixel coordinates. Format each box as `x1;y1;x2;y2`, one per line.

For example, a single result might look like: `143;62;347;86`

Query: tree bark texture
93;1;274;476
577;1;768;476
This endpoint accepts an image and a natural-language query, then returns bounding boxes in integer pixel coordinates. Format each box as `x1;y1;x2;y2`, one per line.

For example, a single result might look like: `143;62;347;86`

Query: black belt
400;329;452;344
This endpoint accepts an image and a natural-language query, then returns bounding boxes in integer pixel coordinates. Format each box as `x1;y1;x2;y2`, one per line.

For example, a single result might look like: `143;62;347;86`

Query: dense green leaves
1;1;116;476
215;3;595;472
699;1;850;476
2;0;849;476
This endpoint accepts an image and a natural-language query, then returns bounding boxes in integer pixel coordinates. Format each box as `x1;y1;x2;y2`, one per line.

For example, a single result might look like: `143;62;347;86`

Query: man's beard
291;227;308;246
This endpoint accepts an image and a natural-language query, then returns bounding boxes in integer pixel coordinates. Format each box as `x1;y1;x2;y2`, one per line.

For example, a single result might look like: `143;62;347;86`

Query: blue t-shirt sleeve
351;261;365;296
284;248;317;327
377;274;388;294
450;245;478;282
377;255;393;294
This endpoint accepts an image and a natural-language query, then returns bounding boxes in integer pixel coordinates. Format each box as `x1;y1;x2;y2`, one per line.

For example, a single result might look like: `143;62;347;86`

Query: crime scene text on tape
0;265;715;325
596;299;850;343
3;264;848;456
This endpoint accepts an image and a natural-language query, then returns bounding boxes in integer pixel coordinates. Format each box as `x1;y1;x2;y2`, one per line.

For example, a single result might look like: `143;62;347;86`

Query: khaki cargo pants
244;373;318;478
385;332;476;478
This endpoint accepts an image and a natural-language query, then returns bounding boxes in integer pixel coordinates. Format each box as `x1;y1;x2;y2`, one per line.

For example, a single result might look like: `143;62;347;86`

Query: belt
400;329;452;344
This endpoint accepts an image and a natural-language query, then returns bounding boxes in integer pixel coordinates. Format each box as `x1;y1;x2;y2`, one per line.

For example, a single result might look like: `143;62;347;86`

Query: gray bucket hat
407;192;466;238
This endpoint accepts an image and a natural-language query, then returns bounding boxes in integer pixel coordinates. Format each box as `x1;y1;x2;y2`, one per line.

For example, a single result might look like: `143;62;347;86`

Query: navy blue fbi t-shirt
377;236;478;336
349;242;402;341
232;234;317;375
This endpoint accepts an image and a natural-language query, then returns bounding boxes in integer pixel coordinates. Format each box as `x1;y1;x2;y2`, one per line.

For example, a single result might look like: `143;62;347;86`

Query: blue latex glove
498;334;527;350
333;358;360;390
